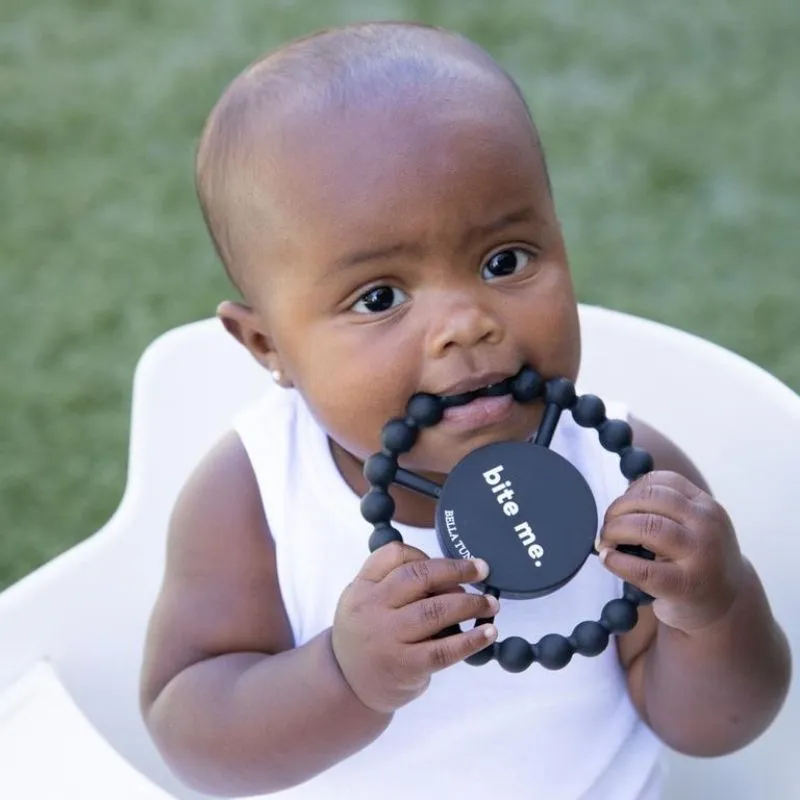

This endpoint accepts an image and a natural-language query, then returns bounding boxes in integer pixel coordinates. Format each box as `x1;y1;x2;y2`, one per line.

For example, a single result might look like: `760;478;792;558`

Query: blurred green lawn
2;0;798;589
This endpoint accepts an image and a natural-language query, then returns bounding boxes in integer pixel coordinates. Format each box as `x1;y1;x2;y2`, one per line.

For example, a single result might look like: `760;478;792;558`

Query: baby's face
242;91;580;478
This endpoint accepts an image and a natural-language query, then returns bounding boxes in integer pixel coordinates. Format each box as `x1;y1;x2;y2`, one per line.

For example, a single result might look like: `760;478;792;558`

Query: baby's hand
596;472;746;633
331;543;498;713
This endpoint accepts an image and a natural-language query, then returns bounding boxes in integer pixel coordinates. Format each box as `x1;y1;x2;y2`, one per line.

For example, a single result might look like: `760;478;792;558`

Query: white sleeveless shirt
235;385;664;799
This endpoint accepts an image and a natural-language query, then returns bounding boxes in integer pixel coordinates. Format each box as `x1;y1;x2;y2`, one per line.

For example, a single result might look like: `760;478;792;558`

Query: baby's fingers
605;475;697;528
398;591;499;643
412;623;498;674
357;541;430;583
383;556;490;608
599;548;685;600
598;513;694;561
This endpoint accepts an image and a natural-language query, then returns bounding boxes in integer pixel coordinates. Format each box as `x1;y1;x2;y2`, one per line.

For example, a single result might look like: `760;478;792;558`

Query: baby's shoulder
168;429;272;560
629;416;710;492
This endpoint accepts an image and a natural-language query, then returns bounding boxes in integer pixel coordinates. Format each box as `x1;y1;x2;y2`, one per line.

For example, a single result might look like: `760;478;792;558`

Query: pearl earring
271;369;282;383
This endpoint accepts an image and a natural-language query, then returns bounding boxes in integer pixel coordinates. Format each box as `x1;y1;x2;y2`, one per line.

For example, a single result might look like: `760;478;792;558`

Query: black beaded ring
359;366;656;673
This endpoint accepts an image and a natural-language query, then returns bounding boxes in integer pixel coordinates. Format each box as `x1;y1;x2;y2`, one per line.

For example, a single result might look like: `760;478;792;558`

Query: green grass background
2;0;798;589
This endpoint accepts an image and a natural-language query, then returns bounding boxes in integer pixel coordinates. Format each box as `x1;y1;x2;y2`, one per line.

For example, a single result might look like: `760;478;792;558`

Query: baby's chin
397;421;539;479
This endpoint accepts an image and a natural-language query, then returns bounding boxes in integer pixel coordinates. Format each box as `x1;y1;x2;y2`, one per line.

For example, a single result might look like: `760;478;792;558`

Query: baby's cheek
535;304;581;381
306;378;407;458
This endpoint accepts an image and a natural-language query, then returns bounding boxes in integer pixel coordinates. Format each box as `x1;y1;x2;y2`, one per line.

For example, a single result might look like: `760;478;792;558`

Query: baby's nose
425;293;504;356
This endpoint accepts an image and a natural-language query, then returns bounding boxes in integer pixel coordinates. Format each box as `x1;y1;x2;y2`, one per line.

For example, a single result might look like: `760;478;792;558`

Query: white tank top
235;385;664;799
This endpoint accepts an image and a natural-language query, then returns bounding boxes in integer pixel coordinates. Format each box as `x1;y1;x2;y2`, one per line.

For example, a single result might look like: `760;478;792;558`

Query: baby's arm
139;431;387;795
611;418;791;756
140;431;495;796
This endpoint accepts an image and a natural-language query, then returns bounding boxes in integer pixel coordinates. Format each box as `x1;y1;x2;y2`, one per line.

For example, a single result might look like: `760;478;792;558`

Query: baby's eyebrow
329;206;539;272
457;206;538;252
332;241;426;271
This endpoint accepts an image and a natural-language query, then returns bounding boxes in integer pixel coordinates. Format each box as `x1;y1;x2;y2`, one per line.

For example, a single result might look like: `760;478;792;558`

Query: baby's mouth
410;366;543;424
439;377;513;409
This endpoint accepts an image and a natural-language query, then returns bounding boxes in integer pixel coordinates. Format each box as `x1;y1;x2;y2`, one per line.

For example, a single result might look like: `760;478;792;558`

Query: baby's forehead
196;24;543;293
237;66;537;217
211;25;532;158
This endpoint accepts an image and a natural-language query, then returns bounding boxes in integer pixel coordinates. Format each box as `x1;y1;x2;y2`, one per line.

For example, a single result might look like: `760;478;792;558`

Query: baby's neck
329;438;438;528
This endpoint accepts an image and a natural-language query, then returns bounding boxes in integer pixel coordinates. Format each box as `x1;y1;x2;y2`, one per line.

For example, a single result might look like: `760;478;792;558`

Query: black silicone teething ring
359;366;655;673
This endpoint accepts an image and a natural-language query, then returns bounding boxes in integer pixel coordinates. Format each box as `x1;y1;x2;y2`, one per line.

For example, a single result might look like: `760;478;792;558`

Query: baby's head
196;22;581;478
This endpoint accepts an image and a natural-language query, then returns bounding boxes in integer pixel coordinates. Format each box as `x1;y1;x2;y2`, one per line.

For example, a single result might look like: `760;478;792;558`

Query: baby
139;22;790;799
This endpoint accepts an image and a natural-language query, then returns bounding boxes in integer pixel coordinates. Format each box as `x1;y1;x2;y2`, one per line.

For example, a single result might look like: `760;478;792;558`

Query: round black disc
435;441;598;599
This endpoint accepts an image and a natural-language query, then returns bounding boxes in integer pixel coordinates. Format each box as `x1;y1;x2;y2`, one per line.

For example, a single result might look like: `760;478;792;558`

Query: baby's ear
216;300;276;370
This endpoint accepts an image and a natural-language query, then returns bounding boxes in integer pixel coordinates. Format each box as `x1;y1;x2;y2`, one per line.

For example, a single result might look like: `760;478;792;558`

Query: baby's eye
480;248;534;280
352;285;409;314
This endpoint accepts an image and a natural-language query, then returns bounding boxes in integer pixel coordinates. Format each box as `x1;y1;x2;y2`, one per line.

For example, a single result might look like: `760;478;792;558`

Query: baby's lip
436;371;516;407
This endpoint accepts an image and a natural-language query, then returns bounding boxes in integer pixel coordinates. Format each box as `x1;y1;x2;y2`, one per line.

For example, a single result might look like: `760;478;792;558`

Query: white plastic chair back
0;305;797;799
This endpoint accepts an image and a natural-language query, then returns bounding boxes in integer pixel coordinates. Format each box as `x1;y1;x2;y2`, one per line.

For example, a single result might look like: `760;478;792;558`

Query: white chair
0;305;797;799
